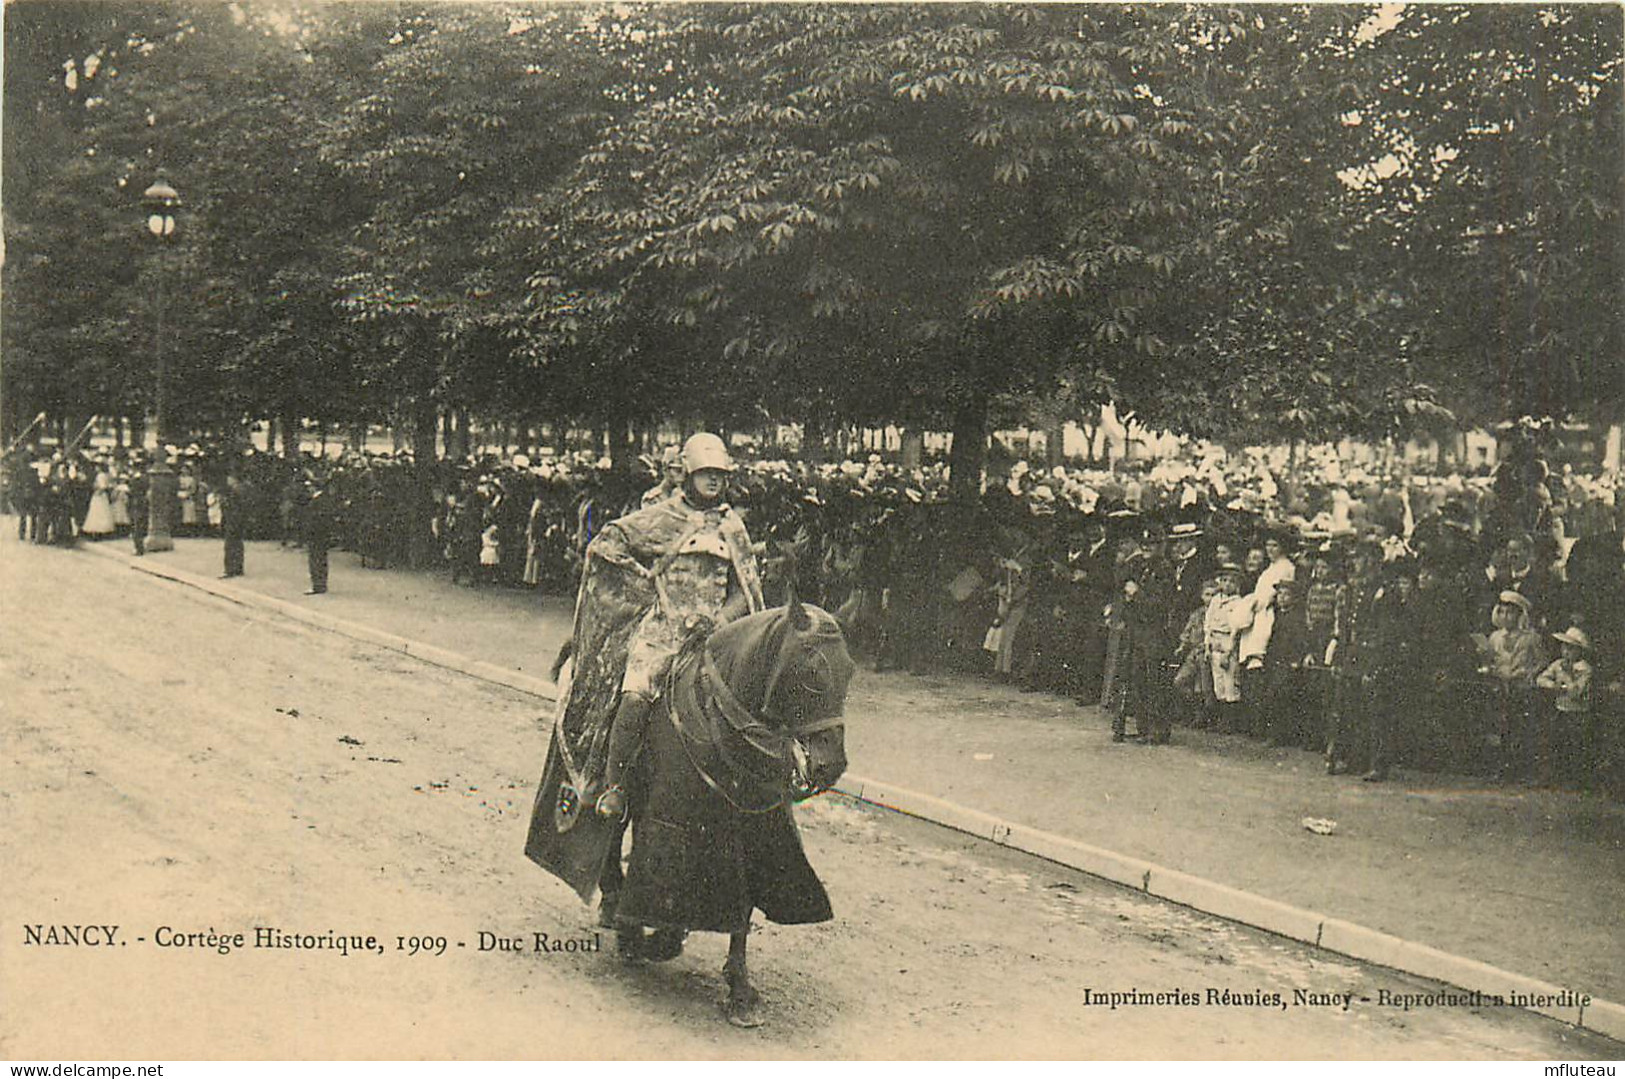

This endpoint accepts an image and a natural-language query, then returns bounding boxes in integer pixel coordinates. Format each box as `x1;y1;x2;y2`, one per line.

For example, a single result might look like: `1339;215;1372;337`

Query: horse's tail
550;636;573;684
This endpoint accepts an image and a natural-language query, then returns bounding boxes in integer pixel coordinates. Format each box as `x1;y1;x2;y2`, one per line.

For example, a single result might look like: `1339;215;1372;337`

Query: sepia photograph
1;0;1622;1065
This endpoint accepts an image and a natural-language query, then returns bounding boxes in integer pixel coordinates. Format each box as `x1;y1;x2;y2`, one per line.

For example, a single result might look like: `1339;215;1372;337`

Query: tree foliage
1349;3;1623;422
3;2;1619;464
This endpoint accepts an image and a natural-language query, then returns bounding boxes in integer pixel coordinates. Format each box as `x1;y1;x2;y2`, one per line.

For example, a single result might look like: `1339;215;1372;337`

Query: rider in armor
593;433;764;819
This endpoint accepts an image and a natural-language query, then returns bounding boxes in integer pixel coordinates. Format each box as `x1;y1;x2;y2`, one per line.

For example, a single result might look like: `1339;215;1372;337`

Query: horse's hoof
724;996;765;1029
642;928;685;963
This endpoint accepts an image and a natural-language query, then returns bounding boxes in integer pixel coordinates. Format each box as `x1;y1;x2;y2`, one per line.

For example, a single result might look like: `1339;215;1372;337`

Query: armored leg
597;694;652;818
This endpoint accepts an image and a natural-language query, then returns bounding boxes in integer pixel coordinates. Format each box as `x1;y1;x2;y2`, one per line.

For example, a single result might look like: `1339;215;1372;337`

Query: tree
1349;4;1623;424
7;2;1616;471
324;5;621;455
2;1;377;446
540;4;1293;498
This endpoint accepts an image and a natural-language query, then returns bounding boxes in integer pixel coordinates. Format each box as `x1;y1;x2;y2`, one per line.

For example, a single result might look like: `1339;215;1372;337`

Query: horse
596;597;853;1027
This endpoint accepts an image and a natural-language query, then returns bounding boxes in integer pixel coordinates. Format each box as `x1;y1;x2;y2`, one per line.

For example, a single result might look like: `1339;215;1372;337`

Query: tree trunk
947;382;990;505
280;409;300;459
803;413;826;465
901;428;923;469
1045;417;1065;468
410;396;439;568
613;418;637;470
449;410;470;461
131;417;148;452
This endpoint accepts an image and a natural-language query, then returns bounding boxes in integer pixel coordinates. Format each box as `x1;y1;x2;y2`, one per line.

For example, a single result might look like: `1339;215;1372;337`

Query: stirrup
595;784;629;821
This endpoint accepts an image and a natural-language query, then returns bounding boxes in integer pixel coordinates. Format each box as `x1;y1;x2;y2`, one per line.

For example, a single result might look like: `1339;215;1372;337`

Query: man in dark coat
44;460;75;545
126;464;150;556
1325;541;1383;775
1410;559;1479;770
219;473;246;578
1101;532;1174;743
1069;518;1114;704
9;454;42;542
1363;562;1419;782
1482;533;1554;628
1261;578;1315;747
1165;522;1207;639
302;477;333;594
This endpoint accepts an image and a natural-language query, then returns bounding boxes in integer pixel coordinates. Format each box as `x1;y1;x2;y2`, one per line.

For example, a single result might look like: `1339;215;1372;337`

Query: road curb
82;544;557;701
93;542;1620;1045
831;775;1622;1045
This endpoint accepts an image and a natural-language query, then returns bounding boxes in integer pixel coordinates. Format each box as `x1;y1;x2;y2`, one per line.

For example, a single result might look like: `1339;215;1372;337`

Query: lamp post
143;179;181;553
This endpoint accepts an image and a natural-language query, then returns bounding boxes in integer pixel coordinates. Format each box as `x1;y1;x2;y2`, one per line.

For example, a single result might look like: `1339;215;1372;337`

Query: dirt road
1;539;1614;1059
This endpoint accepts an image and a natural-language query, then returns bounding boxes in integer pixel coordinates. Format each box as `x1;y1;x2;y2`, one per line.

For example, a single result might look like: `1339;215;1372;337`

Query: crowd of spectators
7;431;1621;796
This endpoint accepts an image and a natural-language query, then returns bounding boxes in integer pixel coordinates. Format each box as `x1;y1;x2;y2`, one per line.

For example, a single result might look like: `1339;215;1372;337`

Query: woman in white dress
1205;563;1254;731
178;465;201;530
80;466;117;538
110;465;132;528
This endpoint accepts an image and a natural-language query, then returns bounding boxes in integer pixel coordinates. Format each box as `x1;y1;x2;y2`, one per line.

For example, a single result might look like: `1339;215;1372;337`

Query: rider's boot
596;695;652;819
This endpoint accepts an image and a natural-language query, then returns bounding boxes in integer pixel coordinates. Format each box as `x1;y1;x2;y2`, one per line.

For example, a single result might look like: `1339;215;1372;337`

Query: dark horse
551;598;852;1027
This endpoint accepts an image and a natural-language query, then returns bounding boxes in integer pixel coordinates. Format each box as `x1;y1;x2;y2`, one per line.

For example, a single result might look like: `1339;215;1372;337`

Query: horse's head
707;593;853;796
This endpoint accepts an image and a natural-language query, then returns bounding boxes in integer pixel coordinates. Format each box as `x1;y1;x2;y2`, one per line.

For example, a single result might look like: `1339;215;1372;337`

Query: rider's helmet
681;432;733;475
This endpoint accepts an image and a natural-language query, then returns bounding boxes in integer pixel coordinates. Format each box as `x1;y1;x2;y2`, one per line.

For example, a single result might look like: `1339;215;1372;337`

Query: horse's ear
792;603;812;633
783;581;819;633
833;589;860;639
790;597;812;632
784;578;812;632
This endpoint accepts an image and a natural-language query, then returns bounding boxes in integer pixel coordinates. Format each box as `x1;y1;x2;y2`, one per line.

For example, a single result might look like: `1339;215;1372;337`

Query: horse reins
664;643;843;814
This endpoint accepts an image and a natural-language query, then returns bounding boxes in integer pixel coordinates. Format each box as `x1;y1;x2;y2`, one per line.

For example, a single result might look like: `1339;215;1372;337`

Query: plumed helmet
682;432;733;474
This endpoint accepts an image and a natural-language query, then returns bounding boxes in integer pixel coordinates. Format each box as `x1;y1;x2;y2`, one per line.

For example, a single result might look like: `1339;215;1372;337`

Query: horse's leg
600;815;651;959
722;925;763;1028
597;815;628;928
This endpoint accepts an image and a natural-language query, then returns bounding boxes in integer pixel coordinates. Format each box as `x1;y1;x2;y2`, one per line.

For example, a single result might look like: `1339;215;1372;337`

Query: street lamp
142;178;181;553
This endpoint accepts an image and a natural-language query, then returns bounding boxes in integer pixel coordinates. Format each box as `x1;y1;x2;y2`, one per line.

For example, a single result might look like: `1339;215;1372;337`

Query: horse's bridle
664;643;845;814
